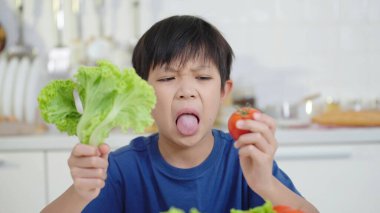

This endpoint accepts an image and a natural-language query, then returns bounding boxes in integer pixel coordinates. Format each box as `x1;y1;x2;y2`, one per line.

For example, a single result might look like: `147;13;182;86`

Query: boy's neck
157;132;214;169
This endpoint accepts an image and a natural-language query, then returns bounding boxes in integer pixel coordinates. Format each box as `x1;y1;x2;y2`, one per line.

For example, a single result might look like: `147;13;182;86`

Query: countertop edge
1;127;380;151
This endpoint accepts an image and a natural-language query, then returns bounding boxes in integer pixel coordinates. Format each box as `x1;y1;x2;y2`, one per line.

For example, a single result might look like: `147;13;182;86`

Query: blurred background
1;0;380;213
1;0;380;130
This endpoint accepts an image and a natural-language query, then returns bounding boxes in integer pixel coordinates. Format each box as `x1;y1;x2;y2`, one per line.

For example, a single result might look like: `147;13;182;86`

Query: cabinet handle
0;159;19;169
275;147;353;160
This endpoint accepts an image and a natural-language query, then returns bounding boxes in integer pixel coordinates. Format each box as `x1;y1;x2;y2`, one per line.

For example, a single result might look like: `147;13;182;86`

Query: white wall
1;0;380;108
144;0;380;108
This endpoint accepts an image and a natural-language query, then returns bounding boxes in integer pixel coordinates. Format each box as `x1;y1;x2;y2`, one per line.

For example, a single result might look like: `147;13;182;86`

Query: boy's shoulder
214;129;234;142
110;130;233;158
111;133;158;157
212;129;235;148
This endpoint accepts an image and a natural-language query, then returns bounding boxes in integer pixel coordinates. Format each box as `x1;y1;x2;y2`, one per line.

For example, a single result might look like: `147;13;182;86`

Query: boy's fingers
74;178;105;191
98;143;110;159
238;144;263;161
71;168;107;180
238;119;277;147
253;113;277;134
72;143;99;157
235;133;271;154
70;156;108;169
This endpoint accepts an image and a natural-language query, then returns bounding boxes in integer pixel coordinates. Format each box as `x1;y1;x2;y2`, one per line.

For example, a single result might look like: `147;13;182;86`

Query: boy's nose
179;94;196;99
176;88;197;99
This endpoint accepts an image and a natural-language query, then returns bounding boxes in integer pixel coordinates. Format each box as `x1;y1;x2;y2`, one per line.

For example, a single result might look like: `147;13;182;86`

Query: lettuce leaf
162;207;200;213
162;201;274;213
38;60;156;146
37;79;81;135
230;201;275;213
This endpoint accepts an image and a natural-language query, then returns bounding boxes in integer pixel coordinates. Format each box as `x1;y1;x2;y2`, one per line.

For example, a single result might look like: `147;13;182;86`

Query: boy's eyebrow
161;65;178;72
190;65;211;72
160;64;211;72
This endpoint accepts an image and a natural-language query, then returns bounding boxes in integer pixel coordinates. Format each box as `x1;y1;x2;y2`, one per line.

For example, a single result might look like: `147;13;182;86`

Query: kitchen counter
275;126;380;145
1;127;380;151
1;127;380;213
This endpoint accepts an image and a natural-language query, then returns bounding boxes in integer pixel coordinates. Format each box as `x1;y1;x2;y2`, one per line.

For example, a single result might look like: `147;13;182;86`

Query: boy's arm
234;113;319;213
256;177;319;213
41;144;110;213
41;185;91;213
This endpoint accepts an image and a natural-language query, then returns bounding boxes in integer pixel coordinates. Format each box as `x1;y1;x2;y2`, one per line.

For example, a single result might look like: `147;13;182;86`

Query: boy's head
132;15;234;90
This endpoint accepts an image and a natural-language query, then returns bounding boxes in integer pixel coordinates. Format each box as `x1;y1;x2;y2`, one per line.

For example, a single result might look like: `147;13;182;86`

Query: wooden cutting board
312;111;380;127
0;120;48;136
0;22;6;52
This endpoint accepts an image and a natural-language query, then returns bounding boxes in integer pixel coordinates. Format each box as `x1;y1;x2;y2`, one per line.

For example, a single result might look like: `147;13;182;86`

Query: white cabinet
46;151;73;203
276;144;380;213
0;151;46;213
1;129;380;212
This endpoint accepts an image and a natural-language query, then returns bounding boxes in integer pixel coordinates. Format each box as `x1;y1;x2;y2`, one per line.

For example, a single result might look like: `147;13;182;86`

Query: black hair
132;15;234;89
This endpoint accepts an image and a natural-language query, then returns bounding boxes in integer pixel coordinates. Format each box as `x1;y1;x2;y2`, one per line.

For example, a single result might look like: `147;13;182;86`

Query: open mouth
175;110;200;136
176;113;200;124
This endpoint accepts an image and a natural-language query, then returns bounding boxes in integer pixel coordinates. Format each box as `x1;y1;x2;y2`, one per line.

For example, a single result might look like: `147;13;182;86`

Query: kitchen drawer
46;151;73;203
276;143;380;213
0;151;46;213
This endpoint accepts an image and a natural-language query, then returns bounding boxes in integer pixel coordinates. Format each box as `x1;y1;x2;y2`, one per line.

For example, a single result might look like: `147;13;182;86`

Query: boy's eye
196;76;212;80
158;77;175;82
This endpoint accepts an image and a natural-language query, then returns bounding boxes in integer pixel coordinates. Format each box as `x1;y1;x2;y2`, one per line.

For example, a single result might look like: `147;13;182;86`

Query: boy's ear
221;80;233;101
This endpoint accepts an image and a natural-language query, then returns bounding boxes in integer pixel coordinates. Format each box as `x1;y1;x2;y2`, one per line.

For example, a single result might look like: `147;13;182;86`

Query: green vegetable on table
38;61;156;146
162;201;275;213
230;201;276;213
162;207;200;213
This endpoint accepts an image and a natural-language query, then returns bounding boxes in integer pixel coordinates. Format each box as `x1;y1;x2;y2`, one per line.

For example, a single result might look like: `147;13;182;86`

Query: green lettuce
38;61;156;146
230;201;275;213
162;207;200;213
162;201;274;213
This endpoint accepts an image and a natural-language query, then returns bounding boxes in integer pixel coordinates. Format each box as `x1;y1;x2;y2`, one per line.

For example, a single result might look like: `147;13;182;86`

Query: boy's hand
233;112;278;194
67;143;110;202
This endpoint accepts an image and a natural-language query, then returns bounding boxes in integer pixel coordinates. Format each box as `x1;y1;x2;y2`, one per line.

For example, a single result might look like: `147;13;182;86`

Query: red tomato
274;205;304;213
227;107;260;141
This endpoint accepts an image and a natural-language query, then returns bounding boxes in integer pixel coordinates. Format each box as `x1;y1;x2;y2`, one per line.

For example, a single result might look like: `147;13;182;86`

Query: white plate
2;58;19;117
25;58;43;124
0;54;7;115
13;57;30;121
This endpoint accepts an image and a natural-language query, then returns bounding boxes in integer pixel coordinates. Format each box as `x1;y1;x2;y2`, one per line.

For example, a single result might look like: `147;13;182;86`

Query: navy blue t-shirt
83;129;300;213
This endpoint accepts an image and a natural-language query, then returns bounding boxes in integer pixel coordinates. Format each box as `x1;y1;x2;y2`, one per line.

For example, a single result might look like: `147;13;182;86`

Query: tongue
176;114;199;136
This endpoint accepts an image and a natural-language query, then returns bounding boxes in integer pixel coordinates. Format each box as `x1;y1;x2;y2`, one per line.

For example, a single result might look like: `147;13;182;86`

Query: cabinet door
276;144;380;213
0;151;46;213
46;151;73;203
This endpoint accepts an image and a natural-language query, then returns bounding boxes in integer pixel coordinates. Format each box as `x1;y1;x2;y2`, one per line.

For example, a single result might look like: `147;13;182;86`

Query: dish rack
0;50;49;135
0;0;48;136
0;54;48;136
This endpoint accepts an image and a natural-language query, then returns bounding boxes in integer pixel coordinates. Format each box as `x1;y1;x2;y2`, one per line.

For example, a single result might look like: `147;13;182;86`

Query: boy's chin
174;136;205;148
176;129;213;144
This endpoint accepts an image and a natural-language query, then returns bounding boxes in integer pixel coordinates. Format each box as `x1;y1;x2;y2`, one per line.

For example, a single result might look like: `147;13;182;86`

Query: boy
42;15;318;213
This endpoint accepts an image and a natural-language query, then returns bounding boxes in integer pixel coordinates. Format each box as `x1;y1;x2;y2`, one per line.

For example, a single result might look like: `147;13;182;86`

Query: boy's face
147;58;232;147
